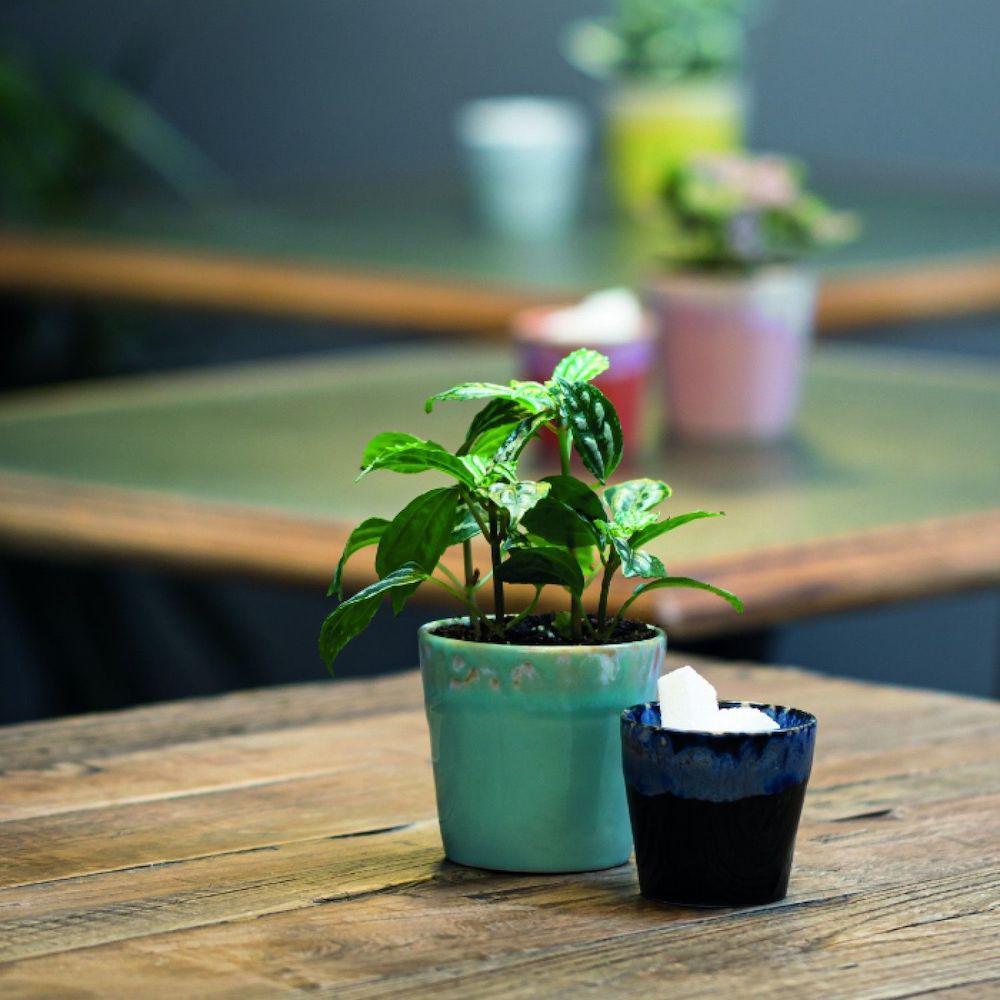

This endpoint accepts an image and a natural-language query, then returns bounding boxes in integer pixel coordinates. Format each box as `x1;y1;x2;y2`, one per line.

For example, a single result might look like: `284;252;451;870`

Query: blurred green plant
658;153;859;271
0;42;223;221
0;43;224;387
562;0;763;84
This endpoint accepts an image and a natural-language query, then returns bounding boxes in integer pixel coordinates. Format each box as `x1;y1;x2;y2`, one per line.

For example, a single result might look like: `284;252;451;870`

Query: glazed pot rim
419;617;665;654
622;700;816;737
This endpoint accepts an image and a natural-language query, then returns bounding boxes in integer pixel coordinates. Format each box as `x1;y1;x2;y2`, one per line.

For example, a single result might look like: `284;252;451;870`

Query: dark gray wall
4;0;999;189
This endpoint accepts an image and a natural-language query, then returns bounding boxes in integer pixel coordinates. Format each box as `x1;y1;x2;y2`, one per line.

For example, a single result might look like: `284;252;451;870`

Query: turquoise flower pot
418;619;664;872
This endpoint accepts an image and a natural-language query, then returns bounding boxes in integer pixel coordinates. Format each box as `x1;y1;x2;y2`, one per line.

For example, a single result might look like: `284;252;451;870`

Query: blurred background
1;0;997;723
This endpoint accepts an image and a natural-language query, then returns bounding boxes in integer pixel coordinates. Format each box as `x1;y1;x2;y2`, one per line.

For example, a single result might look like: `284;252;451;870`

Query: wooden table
3;176;1000;334
0;659;997;996
0;343;997;641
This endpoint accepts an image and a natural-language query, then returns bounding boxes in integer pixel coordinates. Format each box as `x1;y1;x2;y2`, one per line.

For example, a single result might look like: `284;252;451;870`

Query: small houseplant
320;349;741;872
648;152;858;442
562;0;762;217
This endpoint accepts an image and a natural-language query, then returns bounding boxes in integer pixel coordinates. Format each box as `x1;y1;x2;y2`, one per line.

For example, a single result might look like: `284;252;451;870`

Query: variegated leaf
611;534;667;579
486;480;551;526
425;381;549;414
551;348;610;384
554;378;623;483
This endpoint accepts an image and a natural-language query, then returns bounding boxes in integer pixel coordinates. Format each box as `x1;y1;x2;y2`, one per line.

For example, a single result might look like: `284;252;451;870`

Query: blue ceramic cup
621;701;816;906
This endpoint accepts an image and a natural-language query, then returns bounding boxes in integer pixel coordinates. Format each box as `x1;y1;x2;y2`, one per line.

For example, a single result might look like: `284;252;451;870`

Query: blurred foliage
657;153;859;271
0;42;224;387
0;42;223;221
563;0;764;83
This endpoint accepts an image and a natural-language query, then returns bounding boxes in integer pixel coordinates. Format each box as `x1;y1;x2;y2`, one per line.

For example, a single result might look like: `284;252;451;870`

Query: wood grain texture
0;231;552;334
0;470;996;641
0;662;997;997
2;229;999;333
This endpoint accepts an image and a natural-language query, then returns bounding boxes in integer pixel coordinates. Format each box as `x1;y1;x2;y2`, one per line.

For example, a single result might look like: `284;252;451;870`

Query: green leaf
360;432;422;468
458;453;491;483
449;504;481;545
552;610;573;640
376;487;461;613
554;378;623;483
328;517;390;598
605;479;671;518
543;475;606;523
610;535;667;579
521;496;600;550
497;546;585;595
509;380;553;409
572;543;599;579
631;510;725;549
494;413;548;465
358;439;477;487
620;576;744;618
603;479;670;536
552;348;610;384
425;381;548;414
521;475;605;549
465;423;523;462
319;563;428;671
486;480;551;526
457;398;526;456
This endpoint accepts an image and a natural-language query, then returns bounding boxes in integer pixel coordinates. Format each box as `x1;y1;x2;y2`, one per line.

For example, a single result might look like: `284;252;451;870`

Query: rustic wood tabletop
0;657;997;996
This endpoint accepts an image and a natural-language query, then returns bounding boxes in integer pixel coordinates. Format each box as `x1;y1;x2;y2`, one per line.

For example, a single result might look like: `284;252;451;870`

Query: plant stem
597;553;619;637
488;504;505;630
438;563;464;591
461;490;491;539
557;424;572;476
425;576;483;620
507;586;542;630
462;539;481;639
570;593;582;642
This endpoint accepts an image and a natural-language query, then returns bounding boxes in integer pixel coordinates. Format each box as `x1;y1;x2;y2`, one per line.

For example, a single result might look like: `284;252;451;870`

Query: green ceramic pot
418;619;664;873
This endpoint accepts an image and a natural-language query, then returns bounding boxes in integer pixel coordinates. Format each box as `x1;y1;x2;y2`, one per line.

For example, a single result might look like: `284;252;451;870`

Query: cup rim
622;700;817;737
511;305;656;347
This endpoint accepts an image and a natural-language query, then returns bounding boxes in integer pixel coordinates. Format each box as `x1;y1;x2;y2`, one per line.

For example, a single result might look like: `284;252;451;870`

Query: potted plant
562;0;761;217
319;349;741;872
648;152;858;442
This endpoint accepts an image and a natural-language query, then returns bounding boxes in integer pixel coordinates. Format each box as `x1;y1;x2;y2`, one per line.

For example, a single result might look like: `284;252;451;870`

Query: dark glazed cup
621;701;816;906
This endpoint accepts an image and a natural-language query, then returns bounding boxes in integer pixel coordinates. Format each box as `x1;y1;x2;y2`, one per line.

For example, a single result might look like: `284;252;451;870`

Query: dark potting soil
431;613;657;646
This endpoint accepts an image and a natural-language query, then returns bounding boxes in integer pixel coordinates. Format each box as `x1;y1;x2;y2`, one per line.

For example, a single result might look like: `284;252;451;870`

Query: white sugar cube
658;666;719;732
711;706;780;734
657;665;781;733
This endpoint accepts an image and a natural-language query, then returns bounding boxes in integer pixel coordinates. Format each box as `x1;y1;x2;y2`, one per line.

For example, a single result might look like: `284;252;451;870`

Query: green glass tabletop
0;345;996;565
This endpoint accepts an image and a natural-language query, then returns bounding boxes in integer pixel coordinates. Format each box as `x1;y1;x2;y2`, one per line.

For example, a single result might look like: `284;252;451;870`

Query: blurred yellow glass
606;78;745;217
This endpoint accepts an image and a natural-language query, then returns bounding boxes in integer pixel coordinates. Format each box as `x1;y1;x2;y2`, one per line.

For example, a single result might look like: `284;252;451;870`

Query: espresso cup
621;701;816;906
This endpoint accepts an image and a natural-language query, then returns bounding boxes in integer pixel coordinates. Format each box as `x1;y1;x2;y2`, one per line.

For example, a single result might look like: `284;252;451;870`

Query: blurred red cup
512;302;655;459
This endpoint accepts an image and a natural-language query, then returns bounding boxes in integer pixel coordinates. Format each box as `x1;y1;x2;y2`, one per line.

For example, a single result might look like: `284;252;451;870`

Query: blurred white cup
455;97;589;241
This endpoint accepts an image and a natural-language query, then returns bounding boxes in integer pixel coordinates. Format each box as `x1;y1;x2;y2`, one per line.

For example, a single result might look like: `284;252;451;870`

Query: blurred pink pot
648;268;817;443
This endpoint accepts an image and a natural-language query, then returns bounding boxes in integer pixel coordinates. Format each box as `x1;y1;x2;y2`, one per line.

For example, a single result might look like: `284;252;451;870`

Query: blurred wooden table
0;344;998;641
2;177;1000;333
0;659;997;996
